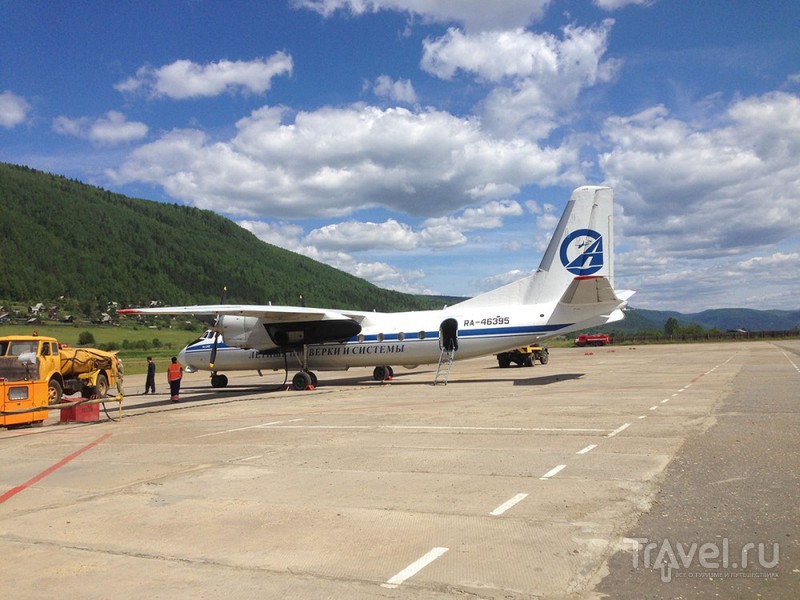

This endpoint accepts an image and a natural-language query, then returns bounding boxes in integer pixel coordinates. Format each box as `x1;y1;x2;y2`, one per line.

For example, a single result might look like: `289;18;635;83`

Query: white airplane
120;186;633;390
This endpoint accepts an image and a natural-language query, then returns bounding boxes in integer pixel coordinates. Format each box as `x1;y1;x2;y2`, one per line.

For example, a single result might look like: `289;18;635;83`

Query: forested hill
0;163;447;313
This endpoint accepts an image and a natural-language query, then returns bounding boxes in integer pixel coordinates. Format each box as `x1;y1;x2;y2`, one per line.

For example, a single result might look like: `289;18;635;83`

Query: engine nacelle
266;319;361;349
219;315;272;349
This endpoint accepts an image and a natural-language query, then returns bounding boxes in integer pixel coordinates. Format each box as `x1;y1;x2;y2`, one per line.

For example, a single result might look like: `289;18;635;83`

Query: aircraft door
439;318;458;352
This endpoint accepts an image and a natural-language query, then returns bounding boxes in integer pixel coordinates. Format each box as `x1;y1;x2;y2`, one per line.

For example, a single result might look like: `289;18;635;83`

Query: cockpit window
186;331;217;346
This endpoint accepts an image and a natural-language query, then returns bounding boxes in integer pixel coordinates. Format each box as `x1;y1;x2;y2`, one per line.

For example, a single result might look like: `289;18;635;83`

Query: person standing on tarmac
145;356;156;394
167;356;183;402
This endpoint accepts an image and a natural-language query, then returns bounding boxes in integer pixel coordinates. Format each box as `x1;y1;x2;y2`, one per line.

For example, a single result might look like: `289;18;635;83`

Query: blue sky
2;0;799;311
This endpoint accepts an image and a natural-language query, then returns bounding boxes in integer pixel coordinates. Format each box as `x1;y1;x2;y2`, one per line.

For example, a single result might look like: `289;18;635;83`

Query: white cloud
474;269;530;293
372;75;418;104
239;218;436;294
306;219;418;251
53;111;148;145
110;103;575;219
739;251;800;271
0;91;31;128
600;92;800;259
617;245;800;312
422;199;523;231
115;54;293;99
593;0;651;10
421;22;619;139
292;200;523;255
238;219;306;251
417;224;467;248
292;0;552;31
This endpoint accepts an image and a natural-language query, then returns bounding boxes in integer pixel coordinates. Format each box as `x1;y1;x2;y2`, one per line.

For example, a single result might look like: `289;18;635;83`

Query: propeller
209;286;228;370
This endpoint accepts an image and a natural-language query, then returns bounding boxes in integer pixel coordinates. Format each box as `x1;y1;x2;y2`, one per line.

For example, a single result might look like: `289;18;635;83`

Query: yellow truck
0;335;123;404
496;344;549;368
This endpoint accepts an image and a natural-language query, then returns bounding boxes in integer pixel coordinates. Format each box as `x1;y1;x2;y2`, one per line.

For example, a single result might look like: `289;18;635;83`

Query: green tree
78;331;96;345
664;317;679;335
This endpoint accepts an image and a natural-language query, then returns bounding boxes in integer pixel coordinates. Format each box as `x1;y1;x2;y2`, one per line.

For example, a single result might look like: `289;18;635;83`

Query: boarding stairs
433;347;456;385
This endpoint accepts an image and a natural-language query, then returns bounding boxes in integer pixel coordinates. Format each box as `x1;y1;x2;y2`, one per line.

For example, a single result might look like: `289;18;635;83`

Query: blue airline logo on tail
560;229;603;275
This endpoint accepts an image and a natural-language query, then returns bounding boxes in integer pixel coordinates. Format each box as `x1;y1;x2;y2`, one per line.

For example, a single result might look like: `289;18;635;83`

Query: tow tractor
496;344;549;368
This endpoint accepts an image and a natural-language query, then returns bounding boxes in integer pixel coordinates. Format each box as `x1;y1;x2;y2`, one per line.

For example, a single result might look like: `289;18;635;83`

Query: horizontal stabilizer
558;276;619;305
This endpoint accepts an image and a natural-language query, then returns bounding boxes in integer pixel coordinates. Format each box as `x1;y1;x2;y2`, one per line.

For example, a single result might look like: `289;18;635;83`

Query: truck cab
0;336;62;403
0;353;49;428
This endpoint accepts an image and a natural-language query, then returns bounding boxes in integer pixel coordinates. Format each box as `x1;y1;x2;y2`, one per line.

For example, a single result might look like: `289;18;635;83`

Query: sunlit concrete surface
1;341;797;598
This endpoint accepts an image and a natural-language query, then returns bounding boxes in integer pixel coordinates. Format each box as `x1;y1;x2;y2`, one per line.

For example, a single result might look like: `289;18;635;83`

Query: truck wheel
540;352;549;365
523;355;534;367
48;380;63;405
497;354;511;368
94;374;109;398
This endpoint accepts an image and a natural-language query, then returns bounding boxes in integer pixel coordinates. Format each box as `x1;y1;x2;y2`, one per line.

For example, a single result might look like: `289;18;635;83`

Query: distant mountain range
605;307;800;334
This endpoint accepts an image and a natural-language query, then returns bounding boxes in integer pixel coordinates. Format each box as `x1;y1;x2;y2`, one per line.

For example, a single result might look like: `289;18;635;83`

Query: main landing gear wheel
211;373;229;388
372;366;394;381
292;371;317;390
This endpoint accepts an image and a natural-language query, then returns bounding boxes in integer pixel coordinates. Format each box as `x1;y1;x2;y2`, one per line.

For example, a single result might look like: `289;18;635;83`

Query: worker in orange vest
167;356;183;402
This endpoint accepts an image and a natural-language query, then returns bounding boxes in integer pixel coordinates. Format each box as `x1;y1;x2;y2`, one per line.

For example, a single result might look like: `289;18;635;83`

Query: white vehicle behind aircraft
120;186;633;390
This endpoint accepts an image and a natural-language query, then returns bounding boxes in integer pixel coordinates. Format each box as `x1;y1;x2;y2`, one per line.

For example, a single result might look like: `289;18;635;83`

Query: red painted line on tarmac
0;433;112;505
689;373;705;384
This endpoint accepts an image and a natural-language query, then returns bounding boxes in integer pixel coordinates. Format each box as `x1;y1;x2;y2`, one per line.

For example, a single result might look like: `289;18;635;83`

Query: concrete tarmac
1;341;798;598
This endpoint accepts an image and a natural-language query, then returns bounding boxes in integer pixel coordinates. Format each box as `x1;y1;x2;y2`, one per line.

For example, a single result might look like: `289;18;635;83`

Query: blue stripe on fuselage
352;323;573;343
183;322;575;356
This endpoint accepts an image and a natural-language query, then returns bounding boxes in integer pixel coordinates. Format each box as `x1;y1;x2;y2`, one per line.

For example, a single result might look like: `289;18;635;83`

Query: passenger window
398;332;405;341
418;331;426;340
377;333;384;342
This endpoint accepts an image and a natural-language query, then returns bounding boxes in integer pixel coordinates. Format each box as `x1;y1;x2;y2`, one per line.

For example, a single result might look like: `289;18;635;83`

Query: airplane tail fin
455;186;619;308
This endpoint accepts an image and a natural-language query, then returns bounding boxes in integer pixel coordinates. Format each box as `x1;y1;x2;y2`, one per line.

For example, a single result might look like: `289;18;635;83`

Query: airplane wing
119;304;369;323
120;303;370;350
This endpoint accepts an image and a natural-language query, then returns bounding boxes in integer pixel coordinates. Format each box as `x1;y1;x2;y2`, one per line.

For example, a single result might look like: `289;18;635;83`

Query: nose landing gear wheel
211;374;229;388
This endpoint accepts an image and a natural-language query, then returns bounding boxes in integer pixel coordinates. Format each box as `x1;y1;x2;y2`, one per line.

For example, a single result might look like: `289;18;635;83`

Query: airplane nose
178;344;200;373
